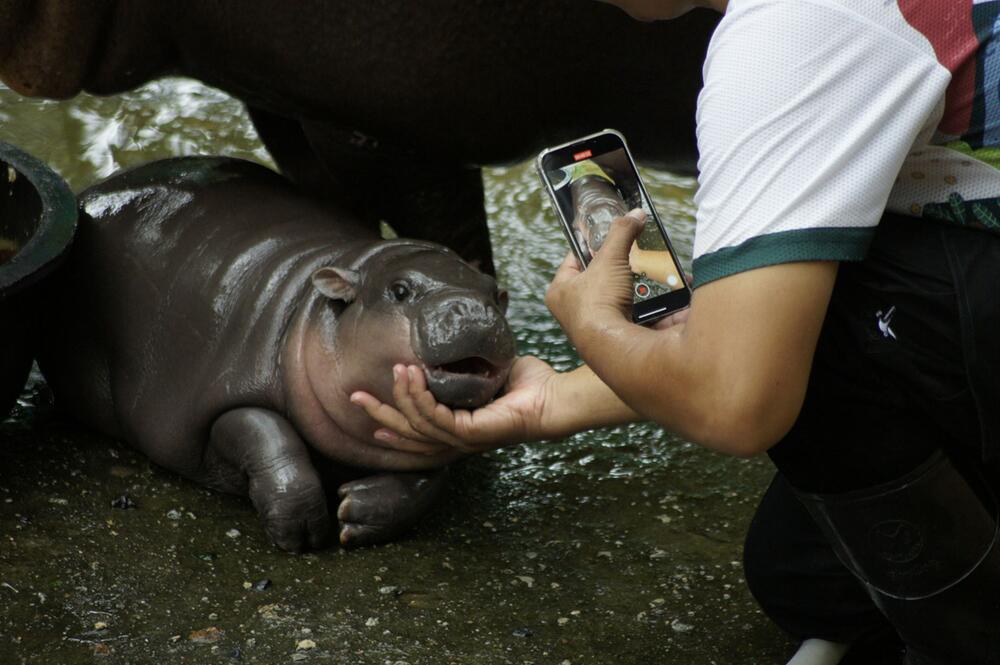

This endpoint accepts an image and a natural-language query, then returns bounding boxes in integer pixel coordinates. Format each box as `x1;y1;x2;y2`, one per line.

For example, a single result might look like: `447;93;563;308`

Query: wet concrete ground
1;377;790;664
0;79;794;663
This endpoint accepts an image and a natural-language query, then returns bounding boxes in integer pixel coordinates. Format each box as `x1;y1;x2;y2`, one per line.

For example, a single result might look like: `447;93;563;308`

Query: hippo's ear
311;267;360;303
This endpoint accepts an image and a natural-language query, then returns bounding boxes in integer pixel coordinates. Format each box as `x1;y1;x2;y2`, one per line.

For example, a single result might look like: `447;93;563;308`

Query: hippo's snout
411;290;515;409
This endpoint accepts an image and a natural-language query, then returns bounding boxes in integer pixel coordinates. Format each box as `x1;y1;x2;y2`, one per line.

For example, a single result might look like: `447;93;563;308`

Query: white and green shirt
692;0;1000;287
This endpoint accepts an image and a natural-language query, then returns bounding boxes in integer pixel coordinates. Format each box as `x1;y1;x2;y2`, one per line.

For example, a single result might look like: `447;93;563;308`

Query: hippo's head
302;240;515;426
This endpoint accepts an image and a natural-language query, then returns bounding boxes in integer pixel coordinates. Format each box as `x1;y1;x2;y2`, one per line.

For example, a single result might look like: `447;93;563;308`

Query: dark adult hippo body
0;1;717;273
37;157;515;551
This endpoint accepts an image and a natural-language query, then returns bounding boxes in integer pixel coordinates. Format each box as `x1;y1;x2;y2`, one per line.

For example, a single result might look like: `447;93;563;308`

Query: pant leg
743;472;890;643
769;214;978;494
753;214;1000;663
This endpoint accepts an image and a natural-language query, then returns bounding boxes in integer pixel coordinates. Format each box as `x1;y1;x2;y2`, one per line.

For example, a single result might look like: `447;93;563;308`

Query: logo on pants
876;305;897;340
869;519;923;564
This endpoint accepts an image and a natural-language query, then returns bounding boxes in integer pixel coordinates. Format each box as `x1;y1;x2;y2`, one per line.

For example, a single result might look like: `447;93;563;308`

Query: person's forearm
584;320;765;454
571;319;707;439
570;315;792;457
543;364;642;438
541;213;838;456
557;262;837;457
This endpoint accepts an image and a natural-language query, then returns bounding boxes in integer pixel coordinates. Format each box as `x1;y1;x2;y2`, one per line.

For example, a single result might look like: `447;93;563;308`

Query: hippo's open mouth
423;356;510;409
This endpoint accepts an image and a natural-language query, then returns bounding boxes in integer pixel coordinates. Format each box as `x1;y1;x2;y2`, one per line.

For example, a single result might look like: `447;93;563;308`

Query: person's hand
627;240;641;272
349;355;559;454
650;306;690;331
648;271;694;331
546;208;646;340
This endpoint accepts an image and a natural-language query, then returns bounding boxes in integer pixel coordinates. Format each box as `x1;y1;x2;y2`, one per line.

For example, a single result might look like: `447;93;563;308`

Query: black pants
744;213;1000;644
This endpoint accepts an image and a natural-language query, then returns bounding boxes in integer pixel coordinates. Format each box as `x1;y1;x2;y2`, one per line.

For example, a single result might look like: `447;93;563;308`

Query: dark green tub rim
0;140;77;297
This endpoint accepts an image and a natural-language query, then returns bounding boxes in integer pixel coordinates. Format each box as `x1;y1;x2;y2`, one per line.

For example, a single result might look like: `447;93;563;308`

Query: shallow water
0;79;791;663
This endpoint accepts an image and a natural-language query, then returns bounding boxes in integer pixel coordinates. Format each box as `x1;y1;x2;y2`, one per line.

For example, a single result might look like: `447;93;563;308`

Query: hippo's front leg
207;408;332;552
337;469;449;548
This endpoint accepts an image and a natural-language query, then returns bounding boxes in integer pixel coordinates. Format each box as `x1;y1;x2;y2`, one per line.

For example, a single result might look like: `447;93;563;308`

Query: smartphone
536;129;691;324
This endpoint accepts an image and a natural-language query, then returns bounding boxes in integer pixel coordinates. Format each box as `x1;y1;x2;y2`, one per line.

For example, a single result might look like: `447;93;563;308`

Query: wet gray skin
411;270;514;409
0;82;794;663
36;156;514;552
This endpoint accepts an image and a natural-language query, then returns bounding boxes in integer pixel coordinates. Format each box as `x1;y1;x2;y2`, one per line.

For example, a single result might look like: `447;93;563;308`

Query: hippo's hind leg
206;407;332;552
300;123;496;275
337;469;449;548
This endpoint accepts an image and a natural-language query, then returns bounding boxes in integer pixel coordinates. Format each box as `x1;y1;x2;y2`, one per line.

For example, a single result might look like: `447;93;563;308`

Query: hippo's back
38;158;376;465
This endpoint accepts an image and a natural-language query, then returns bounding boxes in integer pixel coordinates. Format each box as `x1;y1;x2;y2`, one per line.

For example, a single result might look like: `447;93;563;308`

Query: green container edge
0;141;78;298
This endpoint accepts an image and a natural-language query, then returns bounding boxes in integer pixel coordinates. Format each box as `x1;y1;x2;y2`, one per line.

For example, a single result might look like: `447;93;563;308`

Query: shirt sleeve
690;0;951;288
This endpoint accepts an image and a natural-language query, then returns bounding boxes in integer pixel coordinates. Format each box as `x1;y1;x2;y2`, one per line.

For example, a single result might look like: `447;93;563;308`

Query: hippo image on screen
36;157;515;551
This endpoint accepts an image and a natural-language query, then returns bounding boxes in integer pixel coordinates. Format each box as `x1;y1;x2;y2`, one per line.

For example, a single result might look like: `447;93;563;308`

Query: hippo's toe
336;472;447;548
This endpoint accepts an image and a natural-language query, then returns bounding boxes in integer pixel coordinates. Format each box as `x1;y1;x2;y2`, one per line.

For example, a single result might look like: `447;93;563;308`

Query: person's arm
352;214;836;457
354;1;941;457
353;353;641;453
550;216;836;456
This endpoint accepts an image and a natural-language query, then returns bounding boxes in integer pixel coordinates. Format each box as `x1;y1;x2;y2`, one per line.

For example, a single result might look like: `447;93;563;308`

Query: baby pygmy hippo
38;157;515;551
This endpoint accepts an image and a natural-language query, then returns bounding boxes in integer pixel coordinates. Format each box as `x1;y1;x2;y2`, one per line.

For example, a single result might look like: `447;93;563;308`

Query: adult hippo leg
206;407;333;552
385;166;493;276
246;105;351;200
247;113;495;273
337;469;450;548
301;123;496;275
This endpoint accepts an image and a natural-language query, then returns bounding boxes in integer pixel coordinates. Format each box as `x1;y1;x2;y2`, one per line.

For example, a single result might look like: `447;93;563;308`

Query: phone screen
539;132;690;322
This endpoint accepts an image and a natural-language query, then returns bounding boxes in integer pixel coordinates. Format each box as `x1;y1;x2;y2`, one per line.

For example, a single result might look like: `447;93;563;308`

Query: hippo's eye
389;281;411;302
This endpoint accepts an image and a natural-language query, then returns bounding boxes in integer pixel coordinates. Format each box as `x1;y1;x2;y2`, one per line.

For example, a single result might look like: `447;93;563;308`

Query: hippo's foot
336;470;448;548
250;467;332;553
208;407;334;552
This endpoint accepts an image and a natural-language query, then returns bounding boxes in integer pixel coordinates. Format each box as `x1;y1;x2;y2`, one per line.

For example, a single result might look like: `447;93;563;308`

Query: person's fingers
387;364;432;435
410;366;501;453
649;306;691;331
626;207;647;221
547;252;583;313
351;372;466;453
349;390;436;445
372;433;450;454
362;364;439;446
370;427;452;455
392;366;438;436
408;366;450;421
591;210;645;263
399;366;465;447
551;251;582;284
546;261;572;314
